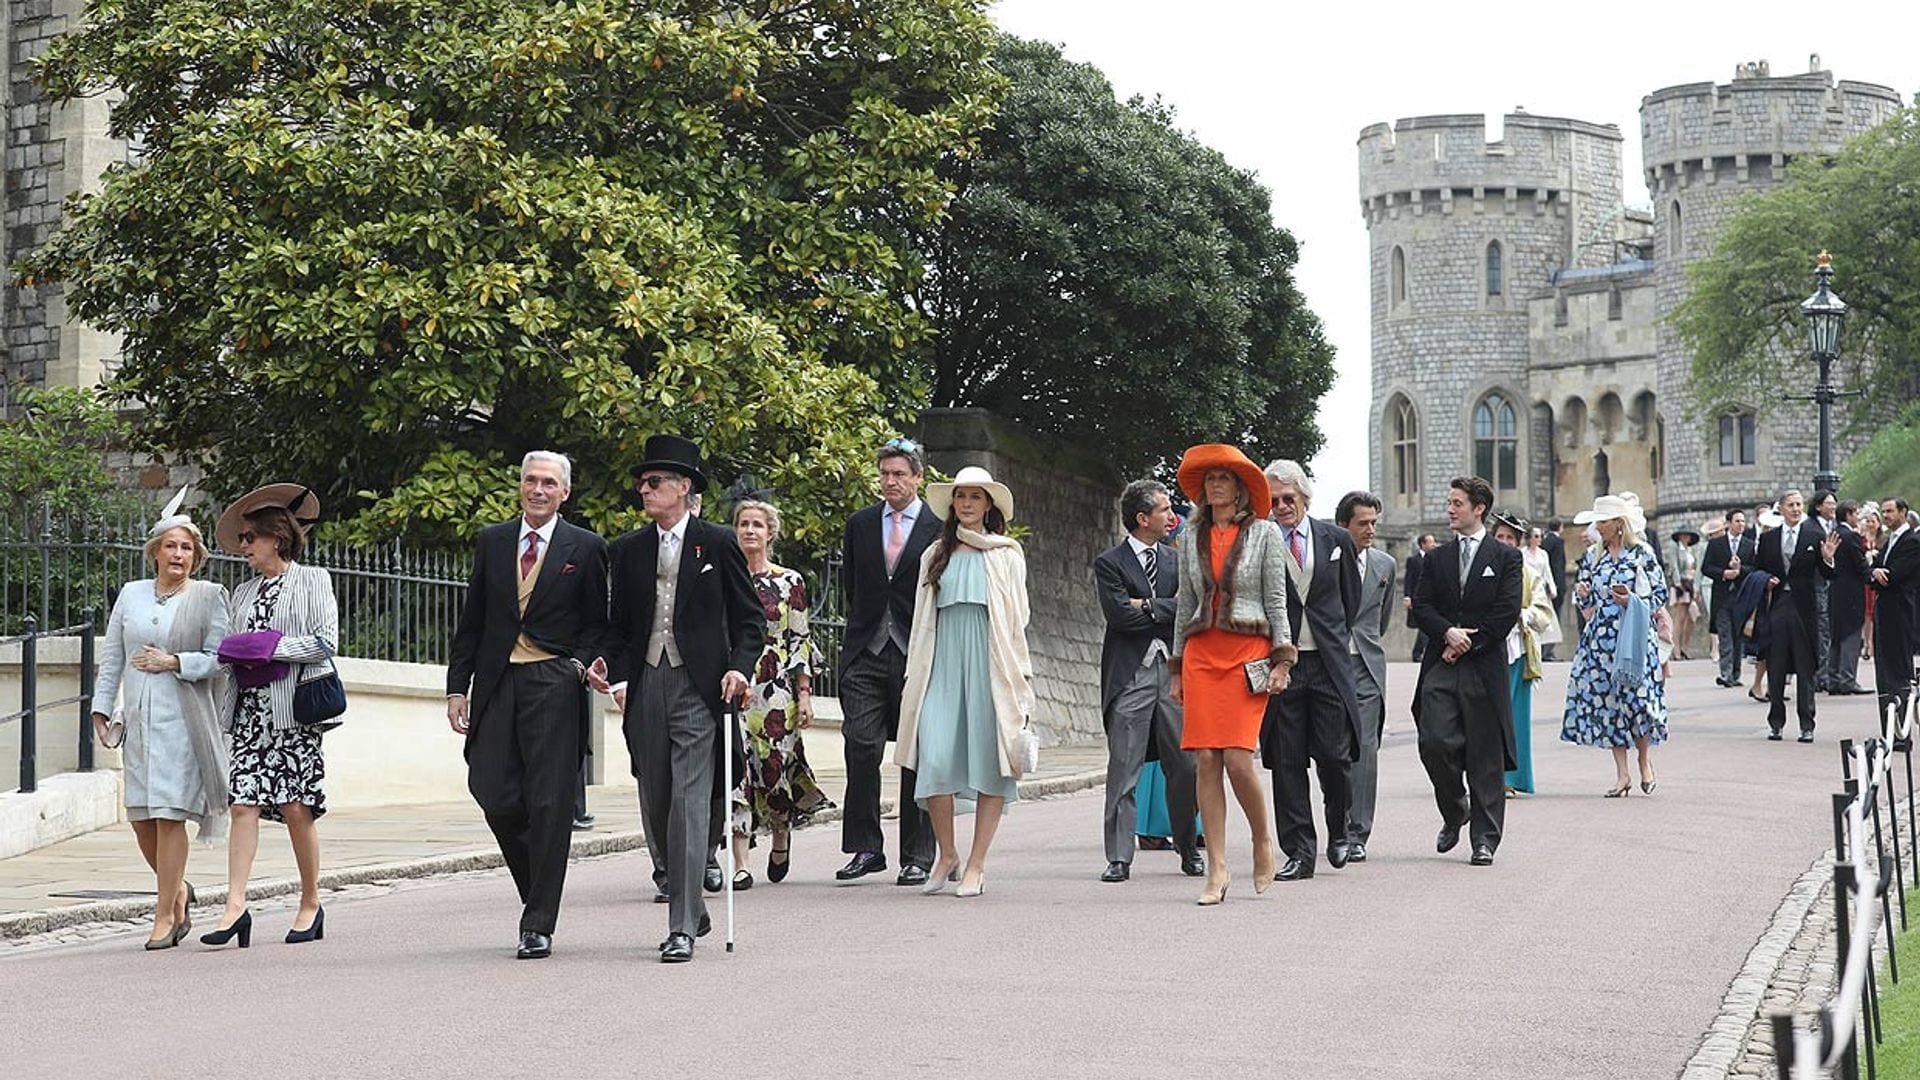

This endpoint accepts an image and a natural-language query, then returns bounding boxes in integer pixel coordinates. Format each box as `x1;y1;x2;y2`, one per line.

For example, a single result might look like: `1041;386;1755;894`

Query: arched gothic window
1390;246;1408;310
1473;392;1519;491
1485;240;1503;298
1389;396;1419;499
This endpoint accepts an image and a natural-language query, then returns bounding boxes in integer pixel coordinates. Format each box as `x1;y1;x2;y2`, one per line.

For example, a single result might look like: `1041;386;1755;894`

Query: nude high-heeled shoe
1197;870;1230;906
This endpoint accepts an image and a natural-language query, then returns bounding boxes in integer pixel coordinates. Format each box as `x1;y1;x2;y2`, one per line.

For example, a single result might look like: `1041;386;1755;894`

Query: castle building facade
1362;61;1904;548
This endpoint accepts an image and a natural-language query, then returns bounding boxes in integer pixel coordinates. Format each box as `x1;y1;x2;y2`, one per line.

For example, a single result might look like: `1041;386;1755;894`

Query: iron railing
0;612;97;794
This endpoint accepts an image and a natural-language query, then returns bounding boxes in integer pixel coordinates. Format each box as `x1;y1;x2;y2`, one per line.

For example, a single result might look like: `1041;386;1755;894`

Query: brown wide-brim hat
1176;444;1270;514
216;483;321;555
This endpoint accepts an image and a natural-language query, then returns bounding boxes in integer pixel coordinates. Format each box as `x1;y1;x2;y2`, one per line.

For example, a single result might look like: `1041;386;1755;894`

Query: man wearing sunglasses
835;437;940;885
1261;459;1363;882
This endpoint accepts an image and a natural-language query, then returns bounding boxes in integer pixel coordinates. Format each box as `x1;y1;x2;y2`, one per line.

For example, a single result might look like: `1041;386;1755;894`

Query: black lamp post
1800;250;1848;493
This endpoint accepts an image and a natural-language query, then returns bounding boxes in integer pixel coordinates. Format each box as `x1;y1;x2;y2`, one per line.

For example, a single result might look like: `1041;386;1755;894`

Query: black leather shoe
1179;850;1206;877
1100;861;1130;883
895;864;930;887
1767;730;1784;741
835;852;888;881
571;814;595;831
1348;842;1368;863
1436;822;1463;854
1469;844;1495;866
1326;841;1352;869
1797;731;1815;743
516;931;551;960
698;912;712;938
1274;856;1315;881
703;865;724;893
660;933;693;963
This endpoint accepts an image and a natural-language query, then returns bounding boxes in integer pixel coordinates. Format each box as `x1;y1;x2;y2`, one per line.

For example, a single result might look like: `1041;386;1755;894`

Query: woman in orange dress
1170;445;1295;905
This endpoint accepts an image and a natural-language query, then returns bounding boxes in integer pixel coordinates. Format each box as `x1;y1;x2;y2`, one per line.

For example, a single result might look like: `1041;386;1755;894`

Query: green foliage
1675;107;1920;430
0;385;135;516
21;0;1004;549
1875;887;1920;1079
914;36;1337;475
1837;404;1920;503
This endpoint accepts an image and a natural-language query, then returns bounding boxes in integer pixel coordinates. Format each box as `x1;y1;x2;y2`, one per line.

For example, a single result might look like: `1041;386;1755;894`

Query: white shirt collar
518;515;560;547
658;514;691;546
1125;534;1156;558
884;498;921;523
1457;526;1487;544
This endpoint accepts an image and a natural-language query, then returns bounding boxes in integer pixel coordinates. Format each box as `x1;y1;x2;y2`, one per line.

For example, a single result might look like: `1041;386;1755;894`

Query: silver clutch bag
1243;658;1272;694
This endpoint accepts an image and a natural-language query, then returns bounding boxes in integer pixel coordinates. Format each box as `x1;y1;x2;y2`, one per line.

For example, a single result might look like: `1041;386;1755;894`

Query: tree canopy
22;0;1003;547
1675;106;1920;429
913;36;1336;476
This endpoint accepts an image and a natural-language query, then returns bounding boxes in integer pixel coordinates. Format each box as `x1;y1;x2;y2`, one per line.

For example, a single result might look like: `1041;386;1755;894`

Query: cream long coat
893;529;1037;780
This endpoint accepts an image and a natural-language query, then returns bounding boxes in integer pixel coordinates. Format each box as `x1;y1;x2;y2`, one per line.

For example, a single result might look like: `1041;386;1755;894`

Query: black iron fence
0;612;98;794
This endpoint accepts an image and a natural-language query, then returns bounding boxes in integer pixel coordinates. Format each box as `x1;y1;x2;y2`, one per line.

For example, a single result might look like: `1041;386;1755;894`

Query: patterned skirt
229;687;327;822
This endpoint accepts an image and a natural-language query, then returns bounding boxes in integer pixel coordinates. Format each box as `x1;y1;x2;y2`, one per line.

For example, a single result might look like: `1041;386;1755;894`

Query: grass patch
1875;885;1920;1078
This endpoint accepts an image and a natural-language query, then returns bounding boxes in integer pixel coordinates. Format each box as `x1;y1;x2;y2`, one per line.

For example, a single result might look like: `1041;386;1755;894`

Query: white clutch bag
1016;721;1040;778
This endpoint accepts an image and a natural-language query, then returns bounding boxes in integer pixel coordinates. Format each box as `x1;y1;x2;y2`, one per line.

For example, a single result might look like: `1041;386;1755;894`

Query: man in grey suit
1337;491;1394;862
1094;479;1202;882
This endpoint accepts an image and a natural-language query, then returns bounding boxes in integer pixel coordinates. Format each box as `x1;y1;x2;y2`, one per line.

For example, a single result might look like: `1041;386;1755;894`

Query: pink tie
1289;527;1305;567
885;510;906;573
520;532;540;580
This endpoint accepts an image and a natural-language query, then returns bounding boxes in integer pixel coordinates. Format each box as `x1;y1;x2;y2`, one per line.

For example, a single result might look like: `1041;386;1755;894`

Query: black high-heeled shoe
200;910;252;949
285;905;324;944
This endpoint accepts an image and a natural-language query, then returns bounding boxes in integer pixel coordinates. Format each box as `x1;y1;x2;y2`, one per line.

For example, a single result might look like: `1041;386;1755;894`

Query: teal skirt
914;601;1018;806
1505;657;1536;794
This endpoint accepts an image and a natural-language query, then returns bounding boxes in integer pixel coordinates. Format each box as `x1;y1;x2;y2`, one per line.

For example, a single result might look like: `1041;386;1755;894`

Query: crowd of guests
84;431;1919;961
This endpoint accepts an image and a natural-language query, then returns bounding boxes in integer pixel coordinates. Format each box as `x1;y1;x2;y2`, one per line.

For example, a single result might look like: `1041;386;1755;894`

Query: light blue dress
914;549;1019;806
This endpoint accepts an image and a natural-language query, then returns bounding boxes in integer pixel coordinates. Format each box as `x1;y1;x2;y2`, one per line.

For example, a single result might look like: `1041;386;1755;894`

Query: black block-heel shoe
285;906;325;944
200;910;252;949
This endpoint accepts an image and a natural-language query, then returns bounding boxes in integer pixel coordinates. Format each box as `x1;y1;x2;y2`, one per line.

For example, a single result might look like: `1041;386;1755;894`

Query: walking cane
723;699;741;953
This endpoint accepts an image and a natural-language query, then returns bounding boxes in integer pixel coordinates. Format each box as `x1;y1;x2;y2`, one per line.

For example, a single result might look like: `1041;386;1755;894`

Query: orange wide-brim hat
1176;444;1270;513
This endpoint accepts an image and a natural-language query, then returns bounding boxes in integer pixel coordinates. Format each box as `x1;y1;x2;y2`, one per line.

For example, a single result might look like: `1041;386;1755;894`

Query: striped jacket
218;562;341;732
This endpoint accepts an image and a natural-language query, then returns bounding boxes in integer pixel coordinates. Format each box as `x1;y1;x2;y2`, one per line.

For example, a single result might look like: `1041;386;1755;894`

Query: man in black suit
1403;533;1436;662
448;451;610;960
1871;497;1918;741
1826;500;1871;694
1411;476;1522;867
1094;479;1201;882
1262;460;1363;881
1756;489;1839;742
836;438;940;885
595;434;762;963
1541;518;1568;659
1701;509;1758;687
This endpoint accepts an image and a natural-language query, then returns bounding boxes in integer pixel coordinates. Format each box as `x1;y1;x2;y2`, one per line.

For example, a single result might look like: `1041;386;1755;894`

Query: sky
990;0;1920;504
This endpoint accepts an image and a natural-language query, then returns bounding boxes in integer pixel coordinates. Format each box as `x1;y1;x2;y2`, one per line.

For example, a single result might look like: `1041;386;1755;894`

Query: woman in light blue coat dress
89;491;231;949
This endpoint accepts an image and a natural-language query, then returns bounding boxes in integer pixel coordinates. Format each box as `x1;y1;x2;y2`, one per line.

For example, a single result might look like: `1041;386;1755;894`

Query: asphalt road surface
3;663;1879;1079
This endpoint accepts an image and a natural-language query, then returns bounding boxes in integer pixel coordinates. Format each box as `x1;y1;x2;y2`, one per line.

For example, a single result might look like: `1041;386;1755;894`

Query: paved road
2;662;1883;1078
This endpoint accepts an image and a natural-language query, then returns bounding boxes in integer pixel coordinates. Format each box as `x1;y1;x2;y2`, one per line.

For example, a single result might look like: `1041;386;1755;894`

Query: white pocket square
700;563;714;574
1328;547;1342;562
1481;566;1496;578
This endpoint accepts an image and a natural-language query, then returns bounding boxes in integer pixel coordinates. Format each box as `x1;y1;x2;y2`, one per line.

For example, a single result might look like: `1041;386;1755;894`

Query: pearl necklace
153;581;188;606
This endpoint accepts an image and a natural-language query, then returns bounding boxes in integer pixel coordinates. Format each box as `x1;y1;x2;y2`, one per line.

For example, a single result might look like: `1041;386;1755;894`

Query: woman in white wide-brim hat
1561;495;1670;797
893;465;1035;899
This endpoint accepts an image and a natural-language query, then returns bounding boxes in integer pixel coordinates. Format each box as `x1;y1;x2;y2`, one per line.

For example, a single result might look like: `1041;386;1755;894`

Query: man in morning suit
1411;476;1522;867
1756;489;1838;742
448;451;610;960
1404;533;1435;662
1701;509;1758;688
1095;479;1202;882
1262;460;1363;882
596;434;762;963
1826;500;1871;695
1872;498;1918;737
1338;490;1395;861
836;438;940;885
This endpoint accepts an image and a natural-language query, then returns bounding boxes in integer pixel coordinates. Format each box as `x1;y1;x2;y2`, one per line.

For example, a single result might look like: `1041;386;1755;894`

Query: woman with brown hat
1169;444;1294;905
201;484;341;948
895;466;1035;898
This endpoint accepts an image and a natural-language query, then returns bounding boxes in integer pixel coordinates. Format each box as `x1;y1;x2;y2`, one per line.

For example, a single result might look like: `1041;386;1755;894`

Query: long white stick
724;701;737;953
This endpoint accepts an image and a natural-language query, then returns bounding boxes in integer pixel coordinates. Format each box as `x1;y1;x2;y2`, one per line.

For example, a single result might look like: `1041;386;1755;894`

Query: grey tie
1459;537;1477;589
1144;546;1159;595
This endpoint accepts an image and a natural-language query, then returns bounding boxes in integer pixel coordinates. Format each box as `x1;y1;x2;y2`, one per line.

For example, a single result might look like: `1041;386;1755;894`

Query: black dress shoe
660;933;693;963
835;852;888;881
895;864;930;887
1326;841;1352;869
1767;730;1784;741
1274;856;1315;881
1469;845;1495;866
661;913;713;950
1797;731;1815;743
703;865;724;893
1100;861;1130;883
516;931;552;959
571;814;595;831
1348;842;1368;863
1179;850;1206;877
1436;822;1463;854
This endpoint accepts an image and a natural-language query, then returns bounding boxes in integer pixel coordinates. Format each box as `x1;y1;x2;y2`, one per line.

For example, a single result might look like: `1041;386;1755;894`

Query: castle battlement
1358;112;1623;212
1641;65;1903;189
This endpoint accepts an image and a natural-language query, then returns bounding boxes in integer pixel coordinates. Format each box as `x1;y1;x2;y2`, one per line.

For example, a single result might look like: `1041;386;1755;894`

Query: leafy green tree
0;385;134;517
1675;107;1920;426
912;36;1336;474
21;0;1003;549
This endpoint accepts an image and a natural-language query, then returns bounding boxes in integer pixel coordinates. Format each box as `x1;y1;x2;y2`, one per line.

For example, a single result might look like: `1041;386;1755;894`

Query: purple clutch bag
218;630;290;688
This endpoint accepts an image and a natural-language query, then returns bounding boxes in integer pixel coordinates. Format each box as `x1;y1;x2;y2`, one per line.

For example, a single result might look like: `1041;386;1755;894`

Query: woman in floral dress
727;499;833;887
1561;495;1669;798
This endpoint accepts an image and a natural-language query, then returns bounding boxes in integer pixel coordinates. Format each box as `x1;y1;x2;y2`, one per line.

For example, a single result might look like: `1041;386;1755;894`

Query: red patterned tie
520;532;540;580
1289;527;1305;567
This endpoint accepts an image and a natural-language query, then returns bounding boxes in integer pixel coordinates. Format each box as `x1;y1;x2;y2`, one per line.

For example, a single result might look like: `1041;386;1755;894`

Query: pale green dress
913;549;1018;806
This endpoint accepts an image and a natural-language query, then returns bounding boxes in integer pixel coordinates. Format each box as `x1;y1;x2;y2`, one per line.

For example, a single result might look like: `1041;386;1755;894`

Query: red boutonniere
694;544;705;561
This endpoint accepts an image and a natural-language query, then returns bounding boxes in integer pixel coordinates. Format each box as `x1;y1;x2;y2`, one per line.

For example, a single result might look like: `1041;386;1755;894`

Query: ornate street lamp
1799;250;1848;493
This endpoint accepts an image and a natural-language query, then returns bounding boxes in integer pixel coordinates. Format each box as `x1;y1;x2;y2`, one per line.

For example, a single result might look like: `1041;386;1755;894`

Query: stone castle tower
1362;61;1905;549
1642;62;1902;532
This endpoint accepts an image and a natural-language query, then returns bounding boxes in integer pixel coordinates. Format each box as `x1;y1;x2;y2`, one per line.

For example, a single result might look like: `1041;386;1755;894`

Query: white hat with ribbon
925;465;1015;523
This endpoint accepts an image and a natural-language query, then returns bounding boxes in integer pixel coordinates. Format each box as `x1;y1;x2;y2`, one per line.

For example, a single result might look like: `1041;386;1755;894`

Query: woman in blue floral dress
726;500;833;887
1561;495;1669;798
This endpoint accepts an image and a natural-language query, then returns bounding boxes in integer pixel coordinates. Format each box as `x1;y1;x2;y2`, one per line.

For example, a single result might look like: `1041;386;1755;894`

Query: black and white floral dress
228;575;327;821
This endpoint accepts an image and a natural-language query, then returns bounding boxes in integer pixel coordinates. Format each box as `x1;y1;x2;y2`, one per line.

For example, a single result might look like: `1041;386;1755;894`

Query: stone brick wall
4;0;66;391
914;408;1120;747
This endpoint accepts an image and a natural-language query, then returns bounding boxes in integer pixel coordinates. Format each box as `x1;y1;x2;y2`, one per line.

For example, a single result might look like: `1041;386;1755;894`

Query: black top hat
630;434;708;494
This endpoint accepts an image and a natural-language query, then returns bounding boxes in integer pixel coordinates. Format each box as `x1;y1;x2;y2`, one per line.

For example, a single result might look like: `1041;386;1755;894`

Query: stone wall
915;408;1119;747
